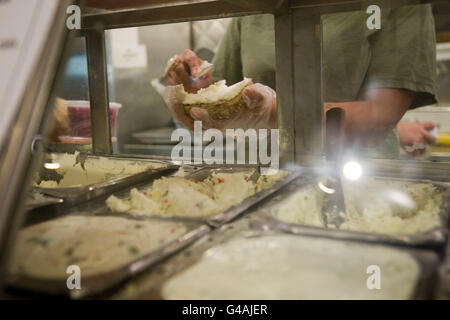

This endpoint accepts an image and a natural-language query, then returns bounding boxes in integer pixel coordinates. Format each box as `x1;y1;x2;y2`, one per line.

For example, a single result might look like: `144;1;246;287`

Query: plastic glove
163;85;196;131
164;83;277;132
164;49;212;94
398;121;437;156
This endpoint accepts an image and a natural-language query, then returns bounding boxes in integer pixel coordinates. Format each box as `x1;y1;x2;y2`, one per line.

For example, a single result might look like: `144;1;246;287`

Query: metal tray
106;217;439;300
250;175;450;248
26;189;64;210
5;213;212;299
32;155;179;206
106;165;301;228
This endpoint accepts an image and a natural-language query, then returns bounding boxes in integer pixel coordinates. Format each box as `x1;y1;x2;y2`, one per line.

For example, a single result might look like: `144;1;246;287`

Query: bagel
174;78;253;120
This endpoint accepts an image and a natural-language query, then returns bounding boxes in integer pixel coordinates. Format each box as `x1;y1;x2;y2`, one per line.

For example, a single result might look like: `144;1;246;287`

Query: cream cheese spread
272;178;443;235
174;78;252;105
162;234;419;299
107;170;287;218
9;215;187;278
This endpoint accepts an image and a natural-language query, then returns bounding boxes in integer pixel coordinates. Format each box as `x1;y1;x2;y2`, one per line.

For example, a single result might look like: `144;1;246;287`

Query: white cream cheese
174;78;252;105
37;153;164;188
162;234;419;300
196;60;213;77
8;216;187;278
37;180;59;188
106;171;287;218
272;178;443;235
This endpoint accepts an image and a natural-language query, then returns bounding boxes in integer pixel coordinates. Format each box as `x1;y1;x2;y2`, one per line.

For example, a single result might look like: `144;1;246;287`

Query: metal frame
81;0;288;29
85;29;113;154
275;9;326;165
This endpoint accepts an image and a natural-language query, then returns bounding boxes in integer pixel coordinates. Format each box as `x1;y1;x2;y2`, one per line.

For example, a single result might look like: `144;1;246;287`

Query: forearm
274;99;402;143
325;88;414;148
325;101;398;147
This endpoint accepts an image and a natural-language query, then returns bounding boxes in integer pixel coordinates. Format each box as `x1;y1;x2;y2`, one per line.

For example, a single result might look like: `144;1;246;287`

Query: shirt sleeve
211;17;244;85
362;4;437;108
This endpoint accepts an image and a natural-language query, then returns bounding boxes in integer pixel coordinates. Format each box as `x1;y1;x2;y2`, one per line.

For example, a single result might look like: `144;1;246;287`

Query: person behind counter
164;5;437;159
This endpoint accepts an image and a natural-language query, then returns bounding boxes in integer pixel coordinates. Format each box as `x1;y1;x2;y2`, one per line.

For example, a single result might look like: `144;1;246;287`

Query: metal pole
275;14;296;164
85;29;112;154
275;8;324;166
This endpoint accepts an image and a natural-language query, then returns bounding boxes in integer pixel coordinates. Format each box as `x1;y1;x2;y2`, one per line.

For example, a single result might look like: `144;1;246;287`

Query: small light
318;181;335;194
343;161;362;181
44;162;60;170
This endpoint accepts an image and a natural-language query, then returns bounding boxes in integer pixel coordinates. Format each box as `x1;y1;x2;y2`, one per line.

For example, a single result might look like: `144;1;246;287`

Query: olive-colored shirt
212;5;437;158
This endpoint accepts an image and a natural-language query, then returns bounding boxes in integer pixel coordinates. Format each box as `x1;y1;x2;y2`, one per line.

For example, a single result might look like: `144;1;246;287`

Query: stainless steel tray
32;156;179;206
106;165;301;228
250;175;450;247
5;214;212;299
107;217;439;300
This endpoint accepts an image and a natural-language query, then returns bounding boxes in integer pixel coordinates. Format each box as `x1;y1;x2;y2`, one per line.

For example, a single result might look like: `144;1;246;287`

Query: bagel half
174;78;253;120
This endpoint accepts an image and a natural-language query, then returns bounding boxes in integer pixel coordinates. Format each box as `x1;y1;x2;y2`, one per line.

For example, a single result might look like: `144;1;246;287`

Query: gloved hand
164;83;277;132
164;49;212;94
398;121;437;156
163;85;196;131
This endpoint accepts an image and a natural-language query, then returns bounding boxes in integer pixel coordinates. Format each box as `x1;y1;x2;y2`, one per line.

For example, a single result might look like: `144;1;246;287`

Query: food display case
1;0;450;300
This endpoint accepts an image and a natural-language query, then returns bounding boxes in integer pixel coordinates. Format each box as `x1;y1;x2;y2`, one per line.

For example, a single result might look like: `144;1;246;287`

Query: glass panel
39;36;116;153
105;18;243;157
321;3;450;163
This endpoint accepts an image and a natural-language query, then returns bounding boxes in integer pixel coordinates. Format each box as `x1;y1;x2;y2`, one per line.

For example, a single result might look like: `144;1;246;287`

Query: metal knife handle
325;107;345;162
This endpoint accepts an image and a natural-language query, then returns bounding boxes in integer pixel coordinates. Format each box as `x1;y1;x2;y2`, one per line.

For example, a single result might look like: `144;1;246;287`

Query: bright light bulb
343;161;362;181
44;162;60;170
